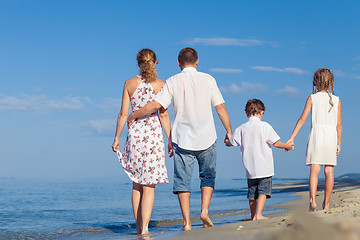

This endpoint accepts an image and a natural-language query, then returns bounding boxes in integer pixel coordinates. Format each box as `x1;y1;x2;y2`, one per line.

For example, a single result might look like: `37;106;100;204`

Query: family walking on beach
111;47;342;236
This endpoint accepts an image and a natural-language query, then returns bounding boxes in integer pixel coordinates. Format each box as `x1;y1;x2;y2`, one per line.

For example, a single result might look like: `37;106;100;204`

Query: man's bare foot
200;214;214;228
309;201;317;212
140;231;149;235
252;214;268;220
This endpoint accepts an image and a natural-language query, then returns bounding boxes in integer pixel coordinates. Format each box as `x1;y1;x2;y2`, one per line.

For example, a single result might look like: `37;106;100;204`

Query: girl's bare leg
132;182;143;234
140;184;155;235
323;165;334;210
309;164;321;211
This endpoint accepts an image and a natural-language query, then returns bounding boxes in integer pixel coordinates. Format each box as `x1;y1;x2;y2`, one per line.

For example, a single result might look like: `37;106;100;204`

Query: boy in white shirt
225;99;293;220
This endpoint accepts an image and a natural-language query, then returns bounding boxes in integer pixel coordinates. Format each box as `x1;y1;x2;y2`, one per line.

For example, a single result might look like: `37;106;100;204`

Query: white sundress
306;92;339;166
119;77;169;185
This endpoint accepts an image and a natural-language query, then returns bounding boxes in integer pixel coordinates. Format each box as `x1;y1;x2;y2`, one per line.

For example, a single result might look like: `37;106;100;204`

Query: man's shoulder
196;71;215;79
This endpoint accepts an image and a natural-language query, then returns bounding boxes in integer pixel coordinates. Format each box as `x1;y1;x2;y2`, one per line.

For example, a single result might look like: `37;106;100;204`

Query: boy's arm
273;140;294;151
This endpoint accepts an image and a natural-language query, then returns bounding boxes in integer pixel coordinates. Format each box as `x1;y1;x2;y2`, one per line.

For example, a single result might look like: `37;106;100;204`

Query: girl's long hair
313;68;335;112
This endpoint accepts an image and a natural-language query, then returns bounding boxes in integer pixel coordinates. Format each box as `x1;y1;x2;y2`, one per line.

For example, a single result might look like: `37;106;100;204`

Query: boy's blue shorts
247;176;272;200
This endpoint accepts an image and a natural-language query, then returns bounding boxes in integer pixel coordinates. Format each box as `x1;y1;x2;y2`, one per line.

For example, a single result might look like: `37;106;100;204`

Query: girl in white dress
288;68;342;211
112;49;172;235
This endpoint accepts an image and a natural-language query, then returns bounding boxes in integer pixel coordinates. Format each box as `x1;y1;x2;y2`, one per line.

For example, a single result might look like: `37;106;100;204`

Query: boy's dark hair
178;47;198;67
245;99;265;116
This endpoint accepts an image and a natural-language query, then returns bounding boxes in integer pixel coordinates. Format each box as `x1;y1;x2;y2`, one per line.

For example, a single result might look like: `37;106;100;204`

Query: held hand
286;139;295;151
224;139;232;147
168;142;174;157
336;145;341;156
224;133;233;147
127;113;135;128
285;142;295;151
112;139;119;152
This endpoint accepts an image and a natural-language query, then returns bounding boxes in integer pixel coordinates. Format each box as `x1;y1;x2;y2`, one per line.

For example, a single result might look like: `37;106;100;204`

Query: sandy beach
168;180;360;240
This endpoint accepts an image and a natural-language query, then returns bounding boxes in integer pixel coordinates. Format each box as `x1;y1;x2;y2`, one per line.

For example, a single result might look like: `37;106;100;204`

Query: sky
1;0;359;181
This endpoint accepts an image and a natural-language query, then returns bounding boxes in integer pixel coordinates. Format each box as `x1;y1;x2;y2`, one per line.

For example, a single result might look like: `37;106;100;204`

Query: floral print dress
119;78;169;185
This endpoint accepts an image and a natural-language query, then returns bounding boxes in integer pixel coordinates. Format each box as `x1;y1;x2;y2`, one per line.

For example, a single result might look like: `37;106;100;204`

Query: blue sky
1;0;359;180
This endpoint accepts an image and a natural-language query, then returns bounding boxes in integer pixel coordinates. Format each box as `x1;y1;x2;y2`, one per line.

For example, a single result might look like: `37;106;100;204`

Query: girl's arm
112;81;131;152
336;99;342;156
288;96;312;145
159;107;173;157
273;140;294;151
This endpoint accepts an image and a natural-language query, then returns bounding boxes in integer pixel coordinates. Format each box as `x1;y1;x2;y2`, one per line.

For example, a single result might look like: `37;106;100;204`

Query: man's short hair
245;99;265;116
178;47;198;67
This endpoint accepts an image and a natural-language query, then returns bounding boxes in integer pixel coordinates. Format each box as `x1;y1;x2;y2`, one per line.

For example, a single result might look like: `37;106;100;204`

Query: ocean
0;177;304;240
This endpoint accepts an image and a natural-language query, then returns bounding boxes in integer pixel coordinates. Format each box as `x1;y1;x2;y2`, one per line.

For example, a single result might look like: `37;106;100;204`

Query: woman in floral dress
112;49;172;235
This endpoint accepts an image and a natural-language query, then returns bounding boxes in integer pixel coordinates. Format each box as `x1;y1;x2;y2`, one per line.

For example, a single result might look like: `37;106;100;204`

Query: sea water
0;177;303;239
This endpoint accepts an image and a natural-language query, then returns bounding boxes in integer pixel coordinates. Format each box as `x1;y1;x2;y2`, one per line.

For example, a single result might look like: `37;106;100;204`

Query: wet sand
168;180;360;240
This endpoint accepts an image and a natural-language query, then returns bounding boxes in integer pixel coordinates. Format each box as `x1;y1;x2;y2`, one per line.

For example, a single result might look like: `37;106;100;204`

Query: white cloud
221;82;267;94
220;86;228;92
353;56;360;61
353;75;360;79
82;119;115;135
97;97;121;112
185;37;268;46
283;67;306;74
276;86;301;96
333;70;346;77
251;66;284;72
32;87;43;92
251;66;307;74
209;68;244;73
0;95;90;112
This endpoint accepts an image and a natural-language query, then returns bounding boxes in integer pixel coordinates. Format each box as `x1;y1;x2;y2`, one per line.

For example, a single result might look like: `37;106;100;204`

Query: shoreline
164;180;360;240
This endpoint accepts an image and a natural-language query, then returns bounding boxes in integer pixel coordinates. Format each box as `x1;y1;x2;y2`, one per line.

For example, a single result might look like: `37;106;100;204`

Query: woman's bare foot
183;225;191;231
200;214;214;228
252;214;268;220
309;201;317;212
322;201;330;210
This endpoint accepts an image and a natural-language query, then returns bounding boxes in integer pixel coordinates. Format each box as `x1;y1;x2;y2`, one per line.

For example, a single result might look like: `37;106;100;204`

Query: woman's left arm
112;81;131;152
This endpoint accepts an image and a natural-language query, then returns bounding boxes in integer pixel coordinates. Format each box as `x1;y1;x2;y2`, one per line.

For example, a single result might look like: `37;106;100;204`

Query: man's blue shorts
247;176;272;200
172;142;216;194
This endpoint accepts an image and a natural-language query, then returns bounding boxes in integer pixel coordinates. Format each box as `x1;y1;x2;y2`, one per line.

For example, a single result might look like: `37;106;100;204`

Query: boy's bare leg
200;186;214;228
132;182;143;234
140;184;155;235
323;165;334;210
252;195;268;220
249;200;257;219
177;191;192;230
309;164;321;211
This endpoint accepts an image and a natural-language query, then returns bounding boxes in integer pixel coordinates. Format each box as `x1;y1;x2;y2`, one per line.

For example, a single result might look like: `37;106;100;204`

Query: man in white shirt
128;47;232;230
225;99;293;220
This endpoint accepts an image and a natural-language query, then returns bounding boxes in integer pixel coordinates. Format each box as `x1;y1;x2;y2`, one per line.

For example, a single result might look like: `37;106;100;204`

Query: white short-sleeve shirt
155;67;225;151
230;117;280;179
